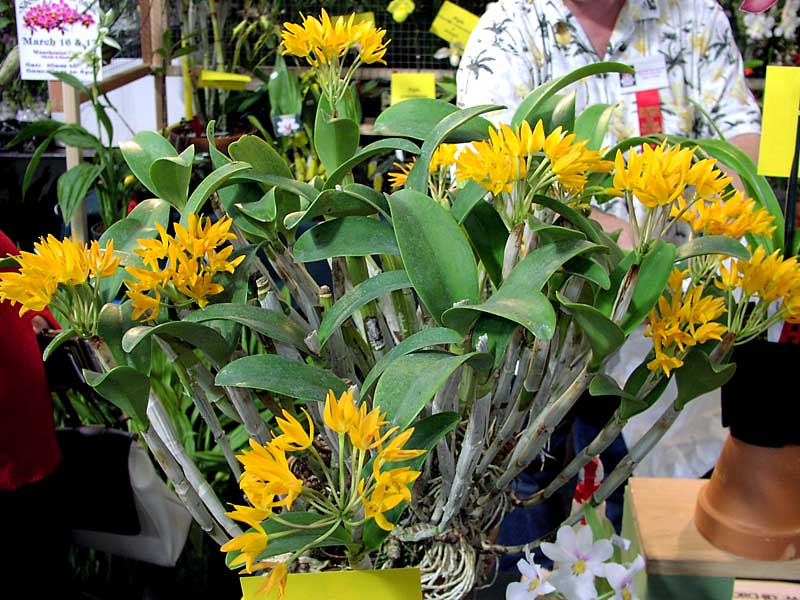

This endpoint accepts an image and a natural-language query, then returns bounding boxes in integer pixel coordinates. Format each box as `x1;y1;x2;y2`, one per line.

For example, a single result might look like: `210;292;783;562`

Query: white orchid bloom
604;555;645;600
506;547;555;599
541;525;613;600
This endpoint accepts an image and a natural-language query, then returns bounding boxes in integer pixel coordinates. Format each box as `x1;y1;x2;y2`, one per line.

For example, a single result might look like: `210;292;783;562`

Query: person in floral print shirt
457;0;761;238
457;0;762;571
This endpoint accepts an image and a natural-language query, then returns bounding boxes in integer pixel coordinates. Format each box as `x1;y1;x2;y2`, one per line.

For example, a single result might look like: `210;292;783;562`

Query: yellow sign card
430;1;480;45
240;568;422;600
197;69;251;91
390;72;437;106
758;65;800;178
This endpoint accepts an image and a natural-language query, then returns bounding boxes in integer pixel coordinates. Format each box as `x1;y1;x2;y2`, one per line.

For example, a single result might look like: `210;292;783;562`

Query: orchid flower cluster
508;518;644;600
281;9;388;110
23;0;94;34
123;214;245;321
0;234;118;337
221;389;426;598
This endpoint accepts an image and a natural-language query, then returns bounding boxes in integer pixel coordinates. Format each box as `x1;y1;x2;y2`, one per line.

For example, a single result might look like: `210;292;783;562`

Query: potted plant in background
1;9;793;600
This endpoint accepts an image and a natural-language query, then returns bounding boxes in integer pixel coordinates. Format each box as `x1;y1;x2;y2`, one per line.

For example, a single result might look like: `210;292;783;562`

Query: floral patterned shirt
456;0;762;219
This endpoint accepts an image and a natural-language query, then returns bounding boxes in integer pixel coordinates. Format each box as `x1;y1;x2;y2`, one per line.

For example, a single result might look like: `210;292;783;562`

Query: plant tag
757;65;800;178
430;1;480;45
390;73;436;106
272;114;302;137
197;70;251;91
635;89;663;136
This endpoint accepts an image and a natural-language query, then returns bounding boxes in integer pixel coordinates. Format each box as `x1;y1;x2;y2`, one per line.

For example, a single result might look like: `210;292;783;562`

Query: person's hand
590;208;634;250
31;315;50;334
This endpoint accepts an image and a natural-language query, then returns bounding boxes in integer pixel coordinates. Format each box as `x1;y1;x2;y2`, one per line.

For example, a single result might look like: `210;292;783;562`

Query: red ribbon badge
635;89;663;136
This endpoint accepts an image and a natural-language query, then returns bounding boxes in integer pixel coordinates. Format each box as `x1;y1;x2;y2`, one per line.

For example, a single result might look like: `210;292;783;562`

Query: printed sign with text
430;1;480;45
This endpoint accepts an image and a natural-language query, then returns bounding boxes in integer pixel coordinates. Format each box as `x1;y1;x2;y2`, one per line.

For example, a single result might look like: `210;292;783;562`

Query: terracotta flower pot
694;339;800;561
694;435;800;561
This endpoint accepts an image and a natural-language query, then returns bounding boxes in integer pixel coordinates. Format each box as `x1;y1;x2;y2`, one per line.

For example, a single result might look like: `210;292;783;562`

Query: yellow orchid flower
323;389;356;433
273;408;315;452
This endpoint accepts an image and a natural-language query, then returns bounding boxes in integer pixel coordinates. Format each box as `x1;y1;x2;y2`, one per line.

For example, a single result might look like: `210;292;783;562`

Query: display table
622;478;800;599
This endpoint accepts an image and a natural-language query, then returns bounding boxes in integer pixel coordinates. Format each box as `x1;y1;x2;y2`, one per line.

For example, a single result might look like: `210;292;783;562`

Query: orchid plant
2;9;798;600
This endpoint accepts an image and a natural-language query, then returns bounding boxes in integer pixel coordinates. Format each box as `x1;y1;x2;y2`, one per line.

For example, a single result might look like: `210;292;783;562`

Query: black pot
720;338;800;447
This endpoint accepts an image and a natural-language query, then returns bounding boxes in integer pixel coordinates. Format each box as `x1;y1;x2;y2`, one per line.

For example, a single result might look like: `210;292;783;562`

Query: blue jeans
497;411;628;572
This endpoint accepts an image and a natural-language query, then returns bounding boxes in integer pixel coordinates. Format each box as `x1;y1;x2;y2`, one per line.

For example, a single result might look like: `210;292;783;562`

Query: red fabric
0;230;62;490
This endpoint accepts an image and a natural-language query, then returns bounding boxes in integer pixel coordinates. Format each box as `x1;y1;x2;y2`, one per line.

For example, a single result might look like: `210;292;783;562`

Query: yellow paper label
758;65;800;178
332;12;375;27
197;69;251;91
430;1;480;45
240;568;422;600
391;72;437;106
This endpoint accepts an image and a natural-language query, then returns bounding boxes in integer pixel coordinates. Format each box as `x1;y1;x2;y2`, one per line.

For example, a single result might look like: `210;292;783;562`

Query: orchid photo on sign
14;0;98;81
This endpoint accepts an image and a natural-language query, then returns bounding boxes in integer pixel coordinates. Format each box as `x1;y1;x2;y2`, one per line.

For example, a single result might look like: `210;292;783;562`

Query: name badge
619;55;669;94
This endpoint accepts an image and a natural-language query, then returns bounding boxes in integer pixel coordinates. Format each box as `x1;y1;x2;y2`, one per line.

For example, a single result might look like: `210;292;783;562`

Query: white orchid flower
604;555;645;600
541;525;613;600
506;547;555;599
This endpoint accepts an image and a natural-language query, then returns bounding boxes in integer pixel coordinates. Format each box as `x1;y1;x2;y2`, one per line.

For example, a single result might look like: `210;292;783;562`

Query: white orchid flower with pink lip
740;0;778;13
506;547;556;599
604;555;645;600
541;525;613;600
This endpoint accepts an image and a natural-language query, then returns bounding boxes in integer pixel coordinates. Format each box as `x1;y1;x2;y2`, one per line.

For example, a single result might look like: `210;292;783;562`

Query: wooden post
62;83;87;242
149;0;167;132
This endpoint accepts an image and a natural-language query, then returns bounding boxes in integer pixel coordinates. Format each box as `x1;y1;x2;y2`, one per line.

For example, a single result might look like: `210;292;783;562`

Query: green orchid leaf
512;61;634;127
41;328;77;362
149;145;195;210
181;160;253;223
619;360;670;419
51;71;90;96
389;188;479;327
407;104;502;192
524;90;576;134
284;188;386;230
122;321;230;366
674;235;750;262
565;256;611;290
450;180;489;224
374;351;488;430
620;241;676;334
589;373;631;399
183;303;309;351
324;137;421;190
57;162;103;224
83;366;150;429
595;250;636;318
215;355;348;401
373;97;493;143
294;216;400;263
21;131;58;200
229;172;318;203
228;134;293;179
120;131;179;198
462;200;508;288
314;98;360;174
98;301;152;373
362;327;464;394
236;189;277;222
318;270;413;348
575;104;616;151
558;292;625;368
53;126;104;152
674;348;736;410
443;239;600;339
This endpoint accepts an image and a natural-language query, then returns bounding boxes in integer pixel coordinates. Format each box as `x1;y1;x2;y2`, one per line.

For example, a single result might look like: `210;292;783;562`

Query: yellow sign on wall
430;1;480;45
390;73;437;106
758;66;800;178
